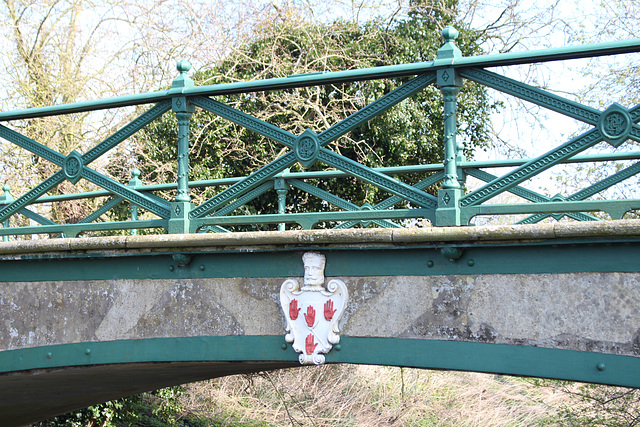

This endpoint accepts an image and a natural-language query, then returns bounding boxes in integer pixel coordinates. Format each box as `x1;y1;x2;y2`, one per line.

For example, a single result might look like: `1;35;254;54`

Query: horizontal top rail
1;38;640;121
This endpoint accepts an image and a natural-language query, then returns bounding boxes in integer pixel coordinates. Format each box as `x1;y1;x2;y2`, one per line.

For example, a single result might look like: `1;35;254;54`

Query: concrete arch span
2;222;640;424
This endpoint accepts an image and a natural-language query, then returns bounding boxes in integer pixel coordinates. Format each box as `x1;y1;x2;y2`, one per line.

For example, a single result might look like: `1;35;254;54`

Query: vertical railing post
128;169;141;236
435;26;464;226
0;184;13;241
168;60;196;234
274;170;289;231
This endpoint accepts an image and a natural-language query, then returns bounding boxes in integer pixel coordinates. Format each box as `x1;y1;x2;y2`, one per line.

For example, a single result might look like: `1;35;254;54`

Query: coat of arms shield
280;252;348;365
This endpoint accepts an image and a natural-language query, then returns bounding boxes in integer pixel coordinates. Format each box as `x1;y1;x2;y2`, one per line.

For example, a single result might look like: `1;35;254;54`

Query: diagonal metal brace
191;152;298;219
82;168;171;219
518;160;640;224
191;96;297;148
318;72;436;146
289;179;399;228
465;168;599;223
334;172;444;229
318;148;438;208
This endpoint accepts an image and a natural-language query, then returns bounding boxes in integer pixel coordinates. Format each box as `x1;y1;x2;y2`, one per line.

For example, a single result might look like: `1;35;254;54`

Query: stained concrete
2;219;640;256
2;221;640;424
2;272;640;356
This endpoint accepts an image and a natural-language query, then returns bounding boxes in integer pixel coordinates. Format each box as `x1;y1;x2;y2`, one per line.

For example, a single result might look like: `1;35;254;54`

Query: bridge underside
2;360;298;426
4;335;640;426
1;220;640;424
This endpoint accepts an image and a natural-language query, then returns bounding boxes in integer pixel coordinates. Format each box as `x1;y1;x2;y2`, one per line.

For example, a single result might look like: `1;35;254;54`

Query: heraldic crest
280;252;348;365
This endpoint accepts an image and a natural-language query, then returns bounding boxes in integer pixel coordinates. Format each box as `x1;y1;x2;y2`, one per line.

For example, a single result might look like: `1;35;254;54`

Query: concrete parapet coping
1;219;639;255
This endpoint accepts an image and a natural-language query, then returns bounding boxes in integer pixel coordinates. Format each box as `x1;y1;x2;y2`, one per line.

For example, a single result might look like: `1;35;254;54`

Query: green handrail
1;26;640;238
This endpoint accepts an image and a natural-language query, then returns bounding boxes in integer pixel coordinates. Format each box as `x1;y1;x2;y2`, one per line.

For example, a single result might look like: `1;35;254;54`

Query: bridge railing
2;27;640;238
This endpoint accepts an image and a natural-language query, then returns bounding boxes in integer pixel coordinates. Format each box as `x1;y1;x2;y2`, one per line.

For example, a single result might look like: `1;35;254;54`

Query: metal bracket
441;246;463;262
172;253;192;268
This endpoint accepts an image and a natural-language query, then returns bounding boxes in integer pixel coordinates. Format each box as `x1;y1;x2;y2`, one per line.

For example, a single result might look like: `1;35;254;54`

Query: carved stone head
302;252;325;287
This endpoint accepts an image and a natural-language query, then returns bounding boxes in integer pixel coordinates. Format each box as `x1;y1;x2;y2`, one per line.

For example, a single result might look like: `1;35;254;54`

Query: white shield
280;252;348;365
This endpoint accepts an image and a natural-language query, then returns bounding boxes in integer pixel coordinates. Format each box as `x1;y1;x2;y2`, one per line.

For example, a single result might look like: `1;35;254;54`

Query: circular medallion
598;105;631;147
63;152;84;183
359;203;373;227
65;158;80;176
297;137;316;160
294;130;320;168
602;111;628;139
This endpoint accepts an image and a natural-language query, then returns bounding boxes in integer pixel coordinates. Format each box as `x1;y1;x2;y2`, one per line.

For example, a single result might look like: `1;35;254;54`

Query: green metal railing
2;26;640;238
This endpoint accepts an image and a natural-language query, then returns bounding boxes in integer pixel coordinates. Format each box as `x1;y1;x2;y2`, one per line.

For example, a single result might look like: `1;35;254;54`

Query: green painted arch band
1;336;638;388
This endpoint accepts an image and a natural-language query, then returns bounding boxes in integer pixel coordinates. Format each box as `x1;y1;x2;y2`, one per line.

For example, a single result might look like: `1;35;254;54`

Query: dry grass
179;365;573;426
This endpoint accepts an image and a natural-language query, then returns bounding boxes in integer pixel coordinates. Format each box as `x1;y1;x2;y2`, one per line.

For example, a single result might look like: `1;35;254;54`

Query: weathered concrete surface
2;272;639;356
1;221;640;424
2;218;640;255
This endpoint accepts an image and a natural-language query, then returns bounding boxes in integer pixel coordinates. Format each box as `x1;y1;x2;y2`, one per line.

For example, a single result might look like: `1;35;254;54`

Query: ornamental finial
171;60;194;91
0;184;13;204
441;26;459;43
176;59;191;73
128;169;142;188
436;25;462;61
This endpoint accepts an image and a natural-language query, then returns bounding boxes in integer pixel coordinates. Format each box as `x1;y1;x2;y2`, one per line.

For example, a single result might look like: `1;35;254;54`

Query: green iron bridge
3;27;640;425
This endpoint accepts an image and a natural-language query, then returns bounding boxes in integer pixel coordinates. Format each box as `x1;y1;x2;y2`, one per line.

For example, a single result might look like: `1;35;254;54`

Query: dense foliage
127;1;497;228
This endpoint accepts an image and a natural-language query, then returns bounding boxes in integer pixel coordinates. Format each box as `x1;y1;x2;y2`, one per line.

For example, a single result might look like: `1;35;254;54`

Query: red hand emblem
289;299;301;320
304;305;316;327
305;333;317;355
324;299;336;321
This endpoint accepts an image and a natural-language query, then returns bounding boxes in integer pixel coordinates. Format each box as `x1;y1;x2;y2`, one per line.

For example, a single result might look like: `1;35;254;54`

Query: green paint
464;199;640;223
0;219;167;237
1;37;639;121
193;208;435;230
1;336;638;388
0;27;639;237
2;240;640;282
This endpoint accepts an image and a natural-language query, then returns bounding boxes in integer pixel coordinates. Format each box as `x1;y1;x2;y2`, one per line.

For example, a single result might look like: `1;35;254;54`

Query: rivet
200;265;205;271
427;260;434;268
334;344;341;351
597;362;606;371
169;265;175;272
47;352;52;359
467;259;475;267
85;348;91;355
281;343;288;350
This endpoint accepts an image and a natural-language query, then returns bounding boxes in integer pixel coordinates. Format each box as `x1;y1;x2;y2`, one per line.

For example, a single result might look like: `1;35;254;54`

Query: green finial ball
131;168;141;178
2;184;10;193
442;26;459;43
177;60;191;73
